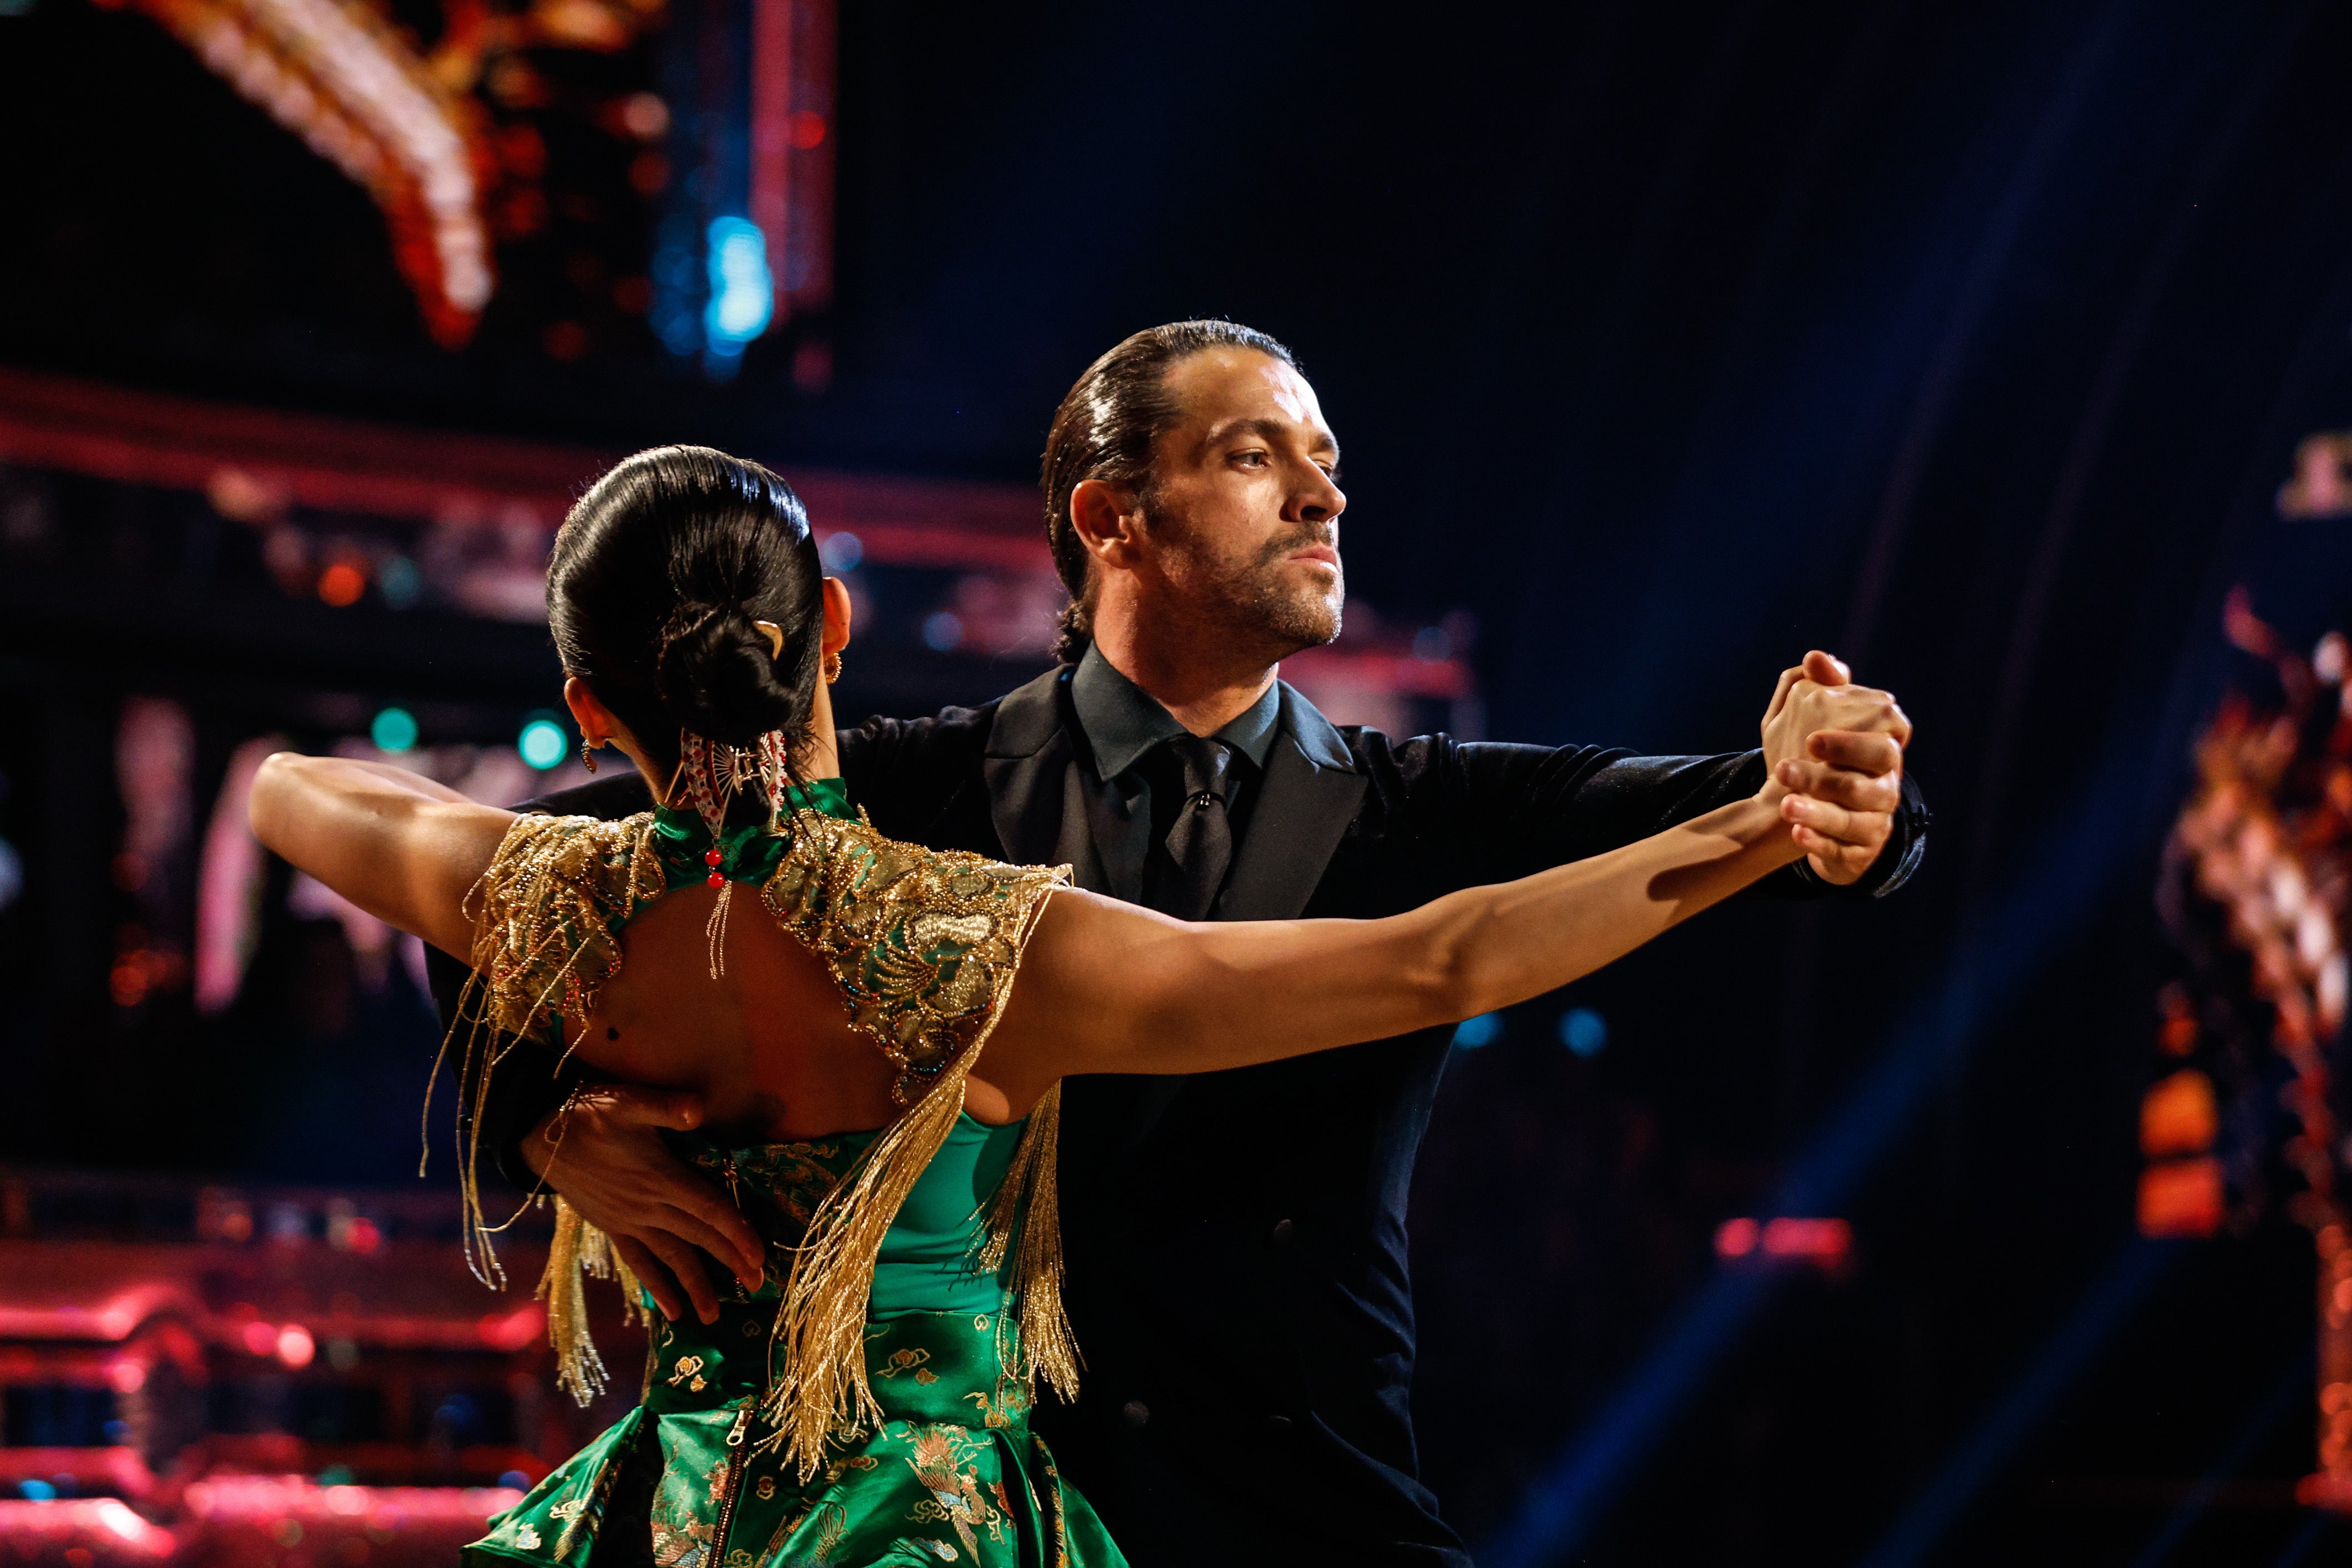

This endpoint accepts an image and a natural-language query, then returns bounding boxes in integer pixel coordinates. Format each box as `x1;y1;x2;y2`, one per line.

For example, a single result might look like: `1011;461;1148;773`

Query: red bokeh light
1715;1215;1852;1270
317;561;366;607
276;1324;316;1369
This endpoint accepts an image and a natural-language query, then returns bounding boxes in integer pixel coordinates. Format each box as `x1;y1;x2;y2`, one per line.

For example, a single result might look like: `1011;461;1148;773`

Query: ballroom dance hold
461;323;1926;1566
267;325;1921;1567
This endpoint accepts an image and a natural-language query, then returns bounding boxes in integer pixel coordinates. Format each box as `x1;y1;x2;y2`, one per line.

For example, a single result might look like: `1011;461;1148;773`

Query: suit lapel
981;666;1112;890
1216;681;1368;921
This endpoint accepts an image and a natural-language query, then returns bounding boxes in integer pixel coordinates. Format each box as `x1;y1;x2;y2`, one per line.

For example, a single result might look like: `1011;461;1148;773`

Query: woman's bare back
564;883;1023;1143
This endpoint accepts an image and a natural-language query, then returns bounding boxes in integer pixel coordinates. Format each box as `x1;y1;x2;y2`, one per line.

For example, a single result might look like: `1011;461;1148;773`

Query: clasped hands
1758;648;1912;885
532;649;1916;1323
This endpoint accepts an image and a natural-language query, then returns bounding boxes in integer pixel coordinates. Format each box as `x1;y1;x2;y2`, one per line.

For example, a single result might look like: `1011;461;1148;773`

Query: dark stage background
5;1;2352;1563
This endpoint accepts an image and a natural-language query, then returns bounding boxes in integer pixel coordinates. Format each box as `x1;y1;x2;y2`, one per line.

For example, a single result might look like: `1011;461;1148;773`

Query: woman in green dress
250;446;1895;1568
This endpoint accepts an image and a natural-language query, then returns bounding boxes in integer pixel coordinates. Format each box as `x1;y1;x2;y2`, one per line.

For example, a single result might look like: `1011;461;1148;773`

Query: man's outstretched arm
1427;651;1926;895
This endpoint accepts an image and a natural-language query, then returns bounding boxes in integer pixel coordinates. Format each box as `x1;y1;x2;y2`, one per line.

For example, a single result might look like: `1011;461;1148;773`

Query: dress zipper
710;1404;752;1563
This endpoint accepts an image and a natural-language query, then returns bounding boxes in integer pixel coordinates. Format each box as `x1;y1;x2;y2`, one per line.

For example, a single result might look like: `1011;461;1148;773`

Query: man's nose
1293;470;1346;524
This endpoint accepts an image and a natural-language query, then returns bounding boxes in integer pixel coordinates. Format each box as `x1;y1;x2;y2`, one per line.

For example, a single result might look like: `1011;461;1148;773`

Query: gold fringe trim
977;1081;1080;1399
444;812;661;1287
540;1195;646;1403
441;805;1078;1474
755;841;1075;1478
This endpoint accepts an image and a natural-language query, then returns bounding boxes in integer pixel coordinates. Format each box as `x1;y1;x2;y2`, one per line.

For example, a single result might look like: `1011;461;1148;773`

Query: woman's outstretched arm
987;789;1802;1099
249;754;515;959
982;673;1907;1102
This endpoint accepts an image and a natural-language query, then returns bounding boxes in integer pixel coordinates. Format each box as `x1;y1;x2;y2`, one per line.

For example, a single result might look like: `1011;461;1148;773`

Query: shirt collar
1070;643;1283;783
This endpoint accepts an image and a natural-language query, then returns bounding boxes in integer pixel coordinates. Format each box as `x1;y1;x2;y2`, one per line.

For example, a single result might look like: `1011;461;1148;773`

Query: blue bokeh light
1452;1013;1501;1048
922;611;964;651
378;555;422;610
704;217;773;355
1559;1007;1608;1057
820;531;864;571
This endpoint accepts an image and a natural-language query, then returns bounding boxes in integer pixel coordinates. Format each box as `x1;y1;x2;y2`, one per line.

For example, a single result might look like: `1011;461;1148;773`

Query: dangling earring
579;736;598;773
823;650;843;684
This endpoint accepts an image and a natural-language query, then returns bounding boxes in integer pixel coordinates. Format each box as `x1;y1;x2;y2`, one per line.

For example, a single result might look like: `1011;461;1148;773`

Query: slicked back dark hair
548;445;824;775
1039;319;1297;663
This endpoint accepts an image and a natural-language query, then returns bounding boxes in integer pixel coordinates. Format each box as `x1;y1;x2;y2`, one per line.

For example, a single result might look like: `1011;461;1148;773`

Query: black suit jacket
449;665;1927;1567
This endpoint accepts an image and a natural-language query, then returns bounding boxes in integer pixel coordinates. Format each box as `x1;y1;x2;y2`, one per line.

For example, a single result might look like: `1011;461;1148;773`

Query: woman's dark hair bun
547;445;827;769
655;602;800;746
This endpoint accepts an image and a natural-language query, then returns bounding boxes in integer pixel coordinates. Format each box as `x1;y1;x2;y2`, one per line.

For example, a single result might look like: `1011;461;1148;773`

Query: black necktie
1157;734;1234;920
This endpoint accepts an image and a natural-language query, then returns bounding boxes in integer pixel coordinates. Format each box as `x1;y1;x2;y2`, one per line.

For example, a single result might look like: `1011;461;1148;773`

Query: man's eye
1234;450;1269;467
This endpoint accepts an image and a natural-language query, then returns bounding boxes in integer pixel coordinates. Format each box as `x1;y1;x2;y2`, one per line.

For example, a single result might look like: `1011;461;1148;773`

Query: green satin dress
462;783;1124;1568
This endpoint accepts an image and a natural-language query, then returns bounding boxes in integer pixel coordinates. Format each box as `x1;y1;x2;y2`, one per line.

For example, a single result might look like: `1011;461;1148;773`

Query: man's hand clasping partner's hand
1759;649;1914;885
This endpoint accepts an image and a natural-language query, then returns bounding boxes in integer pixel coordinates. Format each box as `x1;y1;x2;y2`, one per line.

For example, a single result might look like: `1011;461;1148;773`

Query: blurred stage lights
704;216;774;359
370;706;419;754
1715;1215;1852;1271
921;610;964;651
317;560;366;607
518;715;568;770
1452;1009;1610;1053
1451;1013;1500;1048
379;554;422;609
1557;1006;1607;1057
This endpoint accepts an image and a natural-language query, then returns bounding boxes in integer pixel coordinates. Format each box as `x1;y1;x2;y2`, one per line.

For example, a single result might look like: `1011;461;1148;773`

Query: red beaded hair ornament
674;727;792;978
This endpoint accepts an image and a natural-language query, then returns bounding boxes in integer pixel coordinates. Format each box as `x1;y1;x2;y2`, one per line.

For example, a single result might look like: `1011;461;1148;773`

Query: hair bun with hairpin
655;600;800;747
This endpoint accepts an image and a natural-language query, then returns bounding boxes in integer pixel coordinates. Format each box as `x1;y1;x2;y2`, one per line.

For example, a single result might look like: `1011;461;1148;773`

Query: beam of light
1855;1238;2179;1568
1481;741;2154;1567
2130;1349;2314;1568
2266;1510;2340;1567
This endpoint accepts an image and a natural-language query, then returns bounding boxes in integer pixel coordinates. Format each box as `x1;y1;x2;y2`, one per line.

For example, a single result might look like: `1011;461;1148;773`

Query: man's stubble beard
1153;496;1343;661
1230;525;1342;656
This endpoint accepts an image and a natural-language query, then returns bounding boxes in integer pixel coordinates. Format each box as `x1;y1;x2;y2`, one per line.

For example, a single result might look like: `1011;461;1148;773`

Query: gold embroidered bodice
449;799;1073;1476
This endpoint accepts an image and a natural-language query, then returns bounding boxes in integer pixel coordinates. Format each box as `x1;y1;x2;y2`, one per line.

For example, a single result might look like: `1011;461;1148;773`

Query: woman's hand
524;1085;768;1325
1758;650;1913;883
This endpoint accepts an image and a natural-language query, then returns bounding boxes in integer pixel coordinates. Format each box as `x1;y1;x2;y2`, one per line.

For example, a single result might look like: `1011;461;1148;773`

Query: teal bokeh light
518;716;568;771
370;706;419;754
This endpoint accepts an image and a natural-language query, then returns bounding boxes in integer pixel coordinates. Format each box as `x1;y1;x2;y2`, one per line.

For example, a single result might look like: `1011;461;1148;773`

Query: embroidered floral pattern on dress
757;821;1063;1106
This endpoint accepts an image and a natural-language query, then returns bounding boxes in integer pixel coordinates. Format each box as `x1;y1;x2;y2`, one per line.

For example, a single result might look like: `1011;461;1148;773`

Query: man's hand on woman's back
522;1085;768;1325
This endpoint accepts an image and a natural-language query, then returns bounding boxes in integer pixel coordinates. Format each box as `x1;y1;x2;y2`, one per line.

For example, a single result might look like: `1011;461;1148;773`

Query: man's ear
1068;477;1144;567
820;576;854;655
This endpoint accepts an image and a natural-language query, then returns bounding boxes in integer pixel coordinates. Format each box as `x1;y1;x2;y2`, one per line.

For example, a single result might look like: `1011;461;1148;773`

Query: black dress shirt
1068;644;1280;912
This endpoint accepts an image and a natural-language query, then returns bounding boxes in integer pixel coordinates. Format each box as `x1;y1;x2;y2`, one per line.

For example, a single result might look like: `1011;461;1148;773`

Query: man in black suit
458;319;1925;1566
